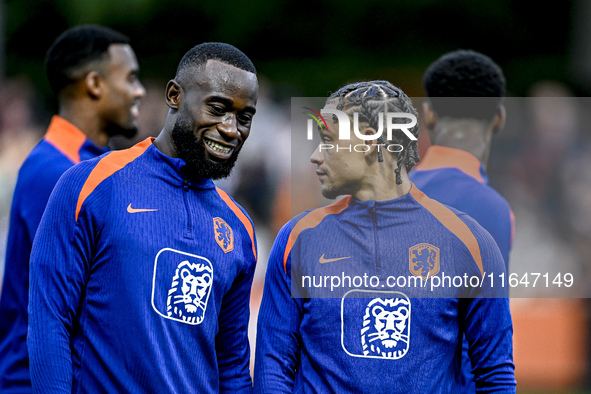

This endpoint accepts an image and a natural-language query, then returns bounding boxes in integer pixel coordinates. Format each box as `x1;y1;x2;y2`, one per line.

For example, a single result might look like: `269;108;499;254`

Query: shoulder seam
75;138;153;221
410;185;484;276
283;196;351;273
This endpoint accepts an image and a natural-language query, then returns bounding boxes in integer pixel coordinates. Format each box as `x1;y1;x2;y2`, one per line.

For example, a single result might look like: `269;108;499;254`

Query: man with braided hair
323;81;421;186
255;81;515;392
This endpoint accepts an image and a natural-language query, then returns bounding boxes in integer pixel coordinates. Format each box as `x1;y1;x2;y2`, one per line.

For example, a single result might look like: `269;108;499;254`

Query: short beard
105;123;138;139
171;116;240;181
321;189;339;200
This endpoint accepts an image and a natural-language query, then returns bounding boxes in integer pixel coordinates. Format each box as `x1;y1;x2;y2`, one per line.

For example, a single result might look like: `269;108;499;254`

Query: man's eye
210;106;225;115
238;114;252;124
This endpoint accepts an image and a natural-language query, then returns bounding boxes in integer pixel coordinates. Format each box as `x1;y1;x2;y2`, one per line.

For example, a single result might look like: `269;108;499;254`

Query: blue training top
28;139;257;393
410;145;513;266
255;185;515;393
410;145;514;391
0;116;108;393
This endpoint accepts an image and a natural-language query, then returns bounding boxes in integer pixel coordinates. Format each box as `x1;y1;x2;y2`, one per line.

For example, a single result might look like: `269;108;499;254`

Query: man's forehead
179;61;258;113
186;60;257;88
107;43;137;65
322;100;338;111
321;101;339;122
204;59;247;77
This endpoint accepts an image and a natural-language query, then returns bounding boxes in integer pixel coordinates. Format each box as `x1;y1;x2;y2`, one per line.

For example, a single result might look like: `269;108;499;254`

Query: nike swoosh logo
127;203;158;213
319;254;351;264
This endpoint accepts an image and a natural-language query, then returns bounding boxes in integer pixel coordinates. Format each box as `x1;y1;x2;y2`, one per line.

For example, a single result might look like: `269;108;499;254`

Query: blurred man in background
0;24;145;392
410;49;513;391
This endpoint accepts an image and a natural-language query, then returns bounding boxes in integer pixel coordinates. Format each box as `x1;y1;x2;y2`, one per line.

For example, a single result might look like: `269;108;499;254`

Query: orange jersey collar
415;145;485;183
44;115;87;164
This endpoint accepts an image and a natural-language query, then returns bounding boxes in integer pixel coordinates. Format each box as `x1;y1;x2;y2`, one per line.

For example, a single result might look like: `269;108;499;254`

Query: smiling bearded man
171;115;241;180
28;42;259;394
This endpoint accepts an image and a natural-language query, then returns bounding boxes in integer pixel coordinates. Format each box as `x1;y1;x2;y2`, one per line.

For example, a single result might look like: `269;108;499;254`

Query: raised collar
43;115;89;163
414;145;487;184
144;142;215;190
44;115;109;163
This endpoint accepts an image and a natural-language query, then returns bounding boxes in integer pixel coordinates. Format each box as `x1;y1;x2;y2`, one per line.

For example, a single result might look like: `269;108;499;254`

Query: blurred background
1;0;591;391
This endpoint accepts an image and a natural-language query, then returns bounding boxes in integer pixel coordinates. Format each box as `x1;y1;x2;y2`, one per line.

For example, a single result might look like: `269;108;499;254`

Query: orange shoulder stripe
410;185;484;276
216;187;257;261
44;116;86;164
75;138;153;221
414;146;484;183
283;196;351;273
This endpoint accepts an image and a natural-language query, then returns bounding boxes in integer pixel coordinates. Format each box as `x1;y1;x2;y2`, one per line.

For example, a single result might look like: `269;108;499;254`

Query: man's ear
422;101;437;130
165;80;182;110
492;104;506;135
84;71;102;99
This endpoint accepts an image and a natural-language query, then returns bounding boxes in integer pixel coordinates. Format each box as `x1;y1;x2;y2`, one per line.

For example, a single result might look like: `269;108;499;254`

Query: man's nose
310;145;323;164
135;81;146;99
217;115;239;139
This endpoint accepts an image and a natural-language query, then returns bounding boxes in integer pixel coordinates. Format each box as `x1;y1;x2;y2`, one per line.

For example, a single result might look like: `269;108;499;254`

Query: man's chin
121;125;139;139
185;159;237;181
204;154;229;164
106;123;138;139
321;187;340;200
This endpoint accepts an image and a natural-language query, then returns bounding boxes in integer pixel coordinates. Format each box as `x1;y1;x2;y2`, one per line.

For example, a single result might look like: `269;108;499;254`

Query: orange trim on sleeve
410;184;484;276
216;188;257;261
44;115;87;164
414;145;484;183
283;196;351;273
75;138;153;221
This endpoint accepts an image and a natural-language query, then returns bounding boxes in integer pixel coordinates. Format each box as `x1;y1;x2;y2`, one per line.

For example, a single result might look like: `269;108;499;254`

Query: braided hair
327;81;419;185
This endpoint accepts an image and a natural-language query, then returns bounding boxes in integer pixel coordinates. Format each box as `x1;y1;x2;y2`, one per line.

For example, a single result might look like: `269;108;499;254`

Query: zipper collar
145;143;215;190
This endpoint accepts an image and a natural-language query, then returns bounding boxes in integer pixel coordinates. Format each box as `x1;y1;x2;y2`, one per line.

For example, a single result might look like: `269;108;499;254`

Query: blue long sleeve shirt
410;146;513;266
28;138;257;393
0;116;107;392
410;145;514;391
255;185;515;393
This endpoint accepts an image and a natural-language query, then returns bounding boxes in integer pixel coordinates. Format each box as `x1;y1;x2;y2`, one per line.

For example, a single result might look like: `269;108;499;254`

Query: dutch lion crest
409;243;440;280
166;260;213;324
213;217;234;253
361;297;411;359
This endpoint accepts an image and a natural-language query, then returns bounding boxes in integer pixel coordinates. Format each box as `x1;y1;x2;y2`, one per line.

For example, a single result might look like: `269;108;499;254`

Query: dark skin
58;44;145;147
154;59;258;162
422;101;505;169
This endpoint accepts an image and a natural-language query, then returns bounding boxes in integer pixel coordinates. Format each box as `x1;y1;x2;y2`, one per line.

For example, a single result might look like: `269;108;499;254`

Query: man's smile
204;137;234;159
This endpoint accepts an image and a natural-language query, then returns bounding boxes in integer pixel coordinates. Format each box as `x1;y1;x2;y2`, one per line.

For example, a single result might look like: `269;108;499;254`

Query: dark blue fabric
410;148;513;392
411;167;512;266
0;132;106;393
255;190;515;393
28;142;256;393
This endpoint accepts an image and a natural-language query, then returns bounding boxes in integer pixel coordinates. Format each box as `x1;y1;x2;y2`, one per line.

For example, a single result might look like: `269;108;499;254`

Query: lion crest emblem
213;217;234;253
409;243;440;280
361;297;411;359
166;260;213;324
